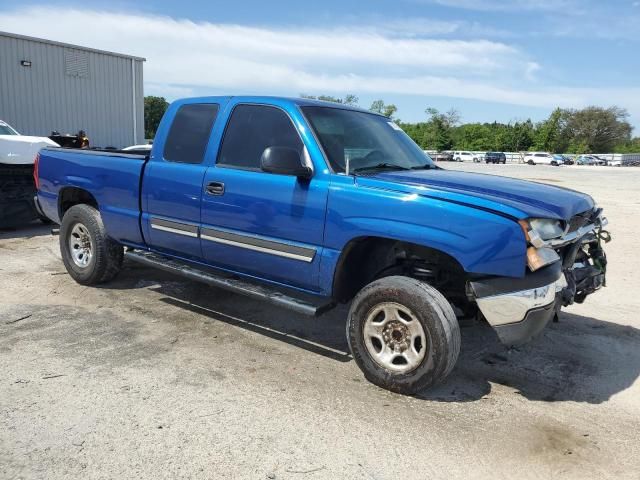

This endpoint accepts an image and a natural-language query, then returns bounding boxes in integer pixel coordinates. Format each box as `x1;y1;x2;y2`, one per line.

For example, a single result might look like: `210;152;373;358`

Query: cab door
141;99;228;260
199;102;328;292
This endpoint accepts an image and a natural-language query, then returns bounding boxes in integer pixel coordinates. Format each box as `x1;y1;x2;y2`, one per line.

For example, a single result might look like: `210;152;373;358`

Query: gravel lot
1;163;639;480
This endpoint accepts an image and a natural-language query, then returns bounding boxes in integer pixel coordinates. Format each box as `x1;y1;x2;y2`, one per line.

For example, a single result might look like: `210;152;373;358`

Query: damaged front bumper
470;263;564;345
469;209;610;346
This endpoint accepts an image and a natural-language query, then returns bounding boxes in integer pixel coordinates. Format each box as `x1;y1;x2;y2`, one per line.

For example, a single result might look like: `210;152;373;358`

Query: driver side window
217;104;303;171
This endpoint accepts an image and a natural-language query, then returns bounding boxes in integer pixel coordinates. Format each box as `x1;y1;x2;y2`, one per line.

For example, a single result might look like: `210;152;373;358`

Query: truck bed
37;147;148;245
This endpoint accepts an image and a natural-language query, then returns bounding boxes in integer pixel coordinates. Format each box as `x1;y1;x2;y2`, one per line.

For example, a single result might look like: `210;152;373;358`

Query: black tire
347;276;460;395
59;204;123;285
527;160;535;165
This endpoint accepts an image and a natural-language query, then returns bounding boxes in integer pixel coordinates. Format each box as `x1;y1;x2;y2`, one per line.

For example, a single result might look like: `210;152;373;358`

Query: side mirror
260;147;312;179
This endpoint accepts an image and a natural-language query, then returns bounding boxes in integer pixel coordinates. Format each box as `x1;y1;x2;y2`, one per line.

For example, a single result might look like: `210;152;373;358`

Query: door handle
206;181;225;196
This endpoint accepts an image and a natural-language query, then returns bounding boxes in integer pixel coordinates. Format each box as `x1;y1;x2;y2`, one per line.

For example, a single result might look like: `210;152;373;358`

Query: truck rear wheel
347;276;460;395
60;204;123;285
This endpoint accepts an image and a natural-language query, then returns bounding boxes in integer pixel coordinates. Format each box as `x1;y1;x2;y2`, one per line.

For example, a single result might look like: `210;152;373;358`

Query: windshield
301;106;435;173
0;123;19;135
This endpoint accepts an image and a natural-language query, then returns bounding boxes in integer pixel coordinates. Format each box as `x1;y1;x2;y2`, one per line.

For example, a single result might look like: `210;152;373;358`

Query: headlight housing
529;218;565;240
519;218;565;248
519;218;563;271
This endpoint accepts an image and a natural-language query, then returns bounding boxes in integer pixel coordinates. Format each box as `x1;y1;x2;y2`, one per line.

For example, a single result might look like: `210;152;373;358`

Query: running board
124;250;335;317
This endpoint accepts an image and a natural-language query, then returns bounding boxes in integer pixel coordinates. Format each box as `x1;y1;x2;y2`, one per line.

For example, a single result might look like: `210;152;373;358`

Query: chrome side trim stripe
200;227;316;263
149;217;317;262
150;217;199;238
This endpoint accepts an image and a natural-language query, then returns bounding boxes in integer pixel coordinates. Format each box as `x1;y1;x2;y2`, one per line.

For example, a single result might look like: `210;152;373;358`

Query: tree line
401;105;638;154
144;94;639;153
301;94;638;154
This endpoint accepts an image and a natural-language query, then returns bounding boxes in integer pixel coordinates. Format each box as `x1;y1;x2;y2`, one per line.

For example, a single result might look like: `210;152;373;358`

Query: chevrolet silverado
34;96;610;394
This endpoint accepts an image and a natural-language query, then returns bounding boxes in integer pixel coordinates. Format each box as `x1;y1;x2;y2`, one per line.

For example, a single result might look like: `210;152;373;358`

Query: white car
0;120;58;166
1;120;59;227
523;152;561;166
452;151;479;162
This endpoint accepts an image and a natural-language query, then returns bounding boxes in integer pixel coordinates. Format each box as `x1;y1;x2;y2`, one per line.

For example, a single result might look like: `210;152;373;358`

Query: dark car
553;154;572;165
485;152;506;164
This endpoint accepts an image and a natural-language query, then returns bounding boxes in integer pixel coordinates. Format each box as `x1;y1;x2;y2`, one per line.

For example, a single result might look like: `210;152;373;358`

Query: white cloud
0;6;638;122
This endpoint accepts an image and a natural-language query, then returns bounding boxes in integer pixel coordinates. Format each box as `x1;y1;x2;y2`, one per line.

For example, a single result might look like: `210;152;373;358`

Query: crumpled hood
359;169;594;221
0;135;59;165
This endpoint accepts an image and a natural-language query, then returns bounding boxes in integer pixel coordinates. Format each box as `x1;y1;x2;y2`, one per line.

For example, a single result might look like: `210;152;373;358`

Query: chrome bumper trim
475;276;565;327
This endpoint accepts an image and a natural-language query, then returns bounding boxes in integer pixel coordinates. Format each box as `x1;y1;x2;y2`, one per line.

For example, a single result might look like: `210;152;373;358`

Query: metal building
0;31;144;148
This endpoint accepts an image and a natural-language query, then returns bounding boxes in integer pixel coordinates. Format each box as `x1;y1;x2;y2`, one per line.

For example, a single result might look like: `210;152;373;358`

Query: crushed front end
469;207;610;346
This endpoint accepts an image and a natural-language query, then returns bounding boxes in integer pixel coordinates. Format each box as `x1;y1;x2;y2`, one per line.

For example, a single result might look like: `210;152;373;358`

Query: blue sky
1;0;639;130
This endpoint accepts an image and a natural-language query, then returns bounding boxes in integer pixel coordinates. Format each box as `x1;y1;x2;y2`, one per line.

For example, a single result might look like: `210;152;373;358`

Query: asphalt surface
1;163;639;479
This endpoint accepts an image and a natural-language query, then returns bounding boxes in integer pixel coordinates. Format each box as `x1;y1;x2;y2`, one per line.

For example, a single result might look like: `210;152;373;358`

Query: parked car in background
0;119;59;228
452;151;478;162
431;151;454;162
576;155;606;166
524;152;561;166
555;154;573;165
593;156;609;166
608;159;622;167
485;152;506;164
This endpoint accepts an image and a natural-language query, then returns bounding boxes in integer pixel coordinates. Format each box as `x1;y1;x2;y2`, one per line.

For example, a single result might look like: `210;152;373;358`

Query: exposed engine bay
557;208;610;307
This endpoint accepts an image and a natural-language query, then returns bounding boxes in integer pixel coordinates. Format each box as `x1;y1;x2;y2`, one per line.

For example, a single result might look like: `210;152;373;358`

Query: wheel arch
332;235;468;304
58;186;99;220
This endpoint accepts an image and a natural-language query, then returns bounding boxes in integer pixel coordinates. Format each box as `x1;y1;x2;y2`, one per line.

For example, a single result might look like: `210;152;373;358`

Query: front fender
319;177;527;294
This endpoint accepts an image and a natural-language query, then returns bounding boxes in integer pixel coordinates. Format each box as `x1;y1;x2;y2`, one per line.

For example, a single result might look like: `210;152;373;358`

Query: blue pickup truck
34;96;610;394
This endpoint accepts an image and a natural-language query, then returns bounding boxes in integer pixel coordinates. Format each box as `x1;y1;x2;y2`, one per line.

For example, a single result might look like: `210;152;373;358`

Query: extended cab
35;96;610;394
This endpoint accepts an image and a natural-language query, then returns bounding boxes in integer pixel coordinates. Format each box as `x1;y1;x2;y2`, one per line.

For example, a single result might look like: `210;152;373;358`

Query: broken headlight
526;246;560;271
519;218;564;248
519;218;563;271
529;218;564;240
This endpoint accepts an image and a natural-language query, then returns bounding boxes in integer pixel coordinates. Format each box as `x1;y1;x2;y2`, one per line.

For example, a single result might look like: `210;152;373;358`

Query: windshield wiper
410;164;437;170
352;163;410;174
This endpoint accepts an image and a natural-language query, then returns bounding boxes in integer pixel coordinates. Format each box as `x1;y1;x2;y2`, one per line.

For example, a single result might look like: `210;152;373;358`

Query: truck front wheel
347;276;460;394
59;204;123;285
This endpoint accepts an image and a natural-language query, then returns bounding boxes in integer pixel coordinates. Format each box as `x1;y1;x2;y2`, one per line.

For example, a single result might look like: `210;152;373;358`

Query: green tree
421;108;459;151
509;120;535;151
370;99;398;119
144;96;169;139
343;94;359;106
452;123;494;150
614;137;640;153
533;108;565;152
398;121;429;147
562;106;632;153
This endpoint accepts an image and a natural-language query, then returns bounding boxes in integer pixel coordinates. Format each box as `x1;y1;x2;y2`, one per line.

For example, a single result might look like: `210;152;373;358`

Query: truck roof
171;96;383;116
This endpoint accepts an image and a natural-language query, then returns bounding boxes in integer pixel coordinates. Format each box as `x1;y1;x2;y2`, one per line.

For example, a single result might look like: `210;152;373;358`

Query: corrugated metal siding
0;33;144;148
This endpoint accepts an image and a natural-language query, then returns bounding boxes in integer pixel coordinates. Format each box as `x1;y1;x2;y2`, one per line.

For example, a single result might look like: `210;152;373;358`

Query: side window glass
163;103;219;164
218;104;303;170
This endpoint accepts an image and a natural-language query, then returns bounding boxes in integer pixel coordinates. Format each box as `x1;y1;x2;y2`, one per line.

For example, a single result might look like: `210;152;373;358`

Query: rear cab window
163;103;219;164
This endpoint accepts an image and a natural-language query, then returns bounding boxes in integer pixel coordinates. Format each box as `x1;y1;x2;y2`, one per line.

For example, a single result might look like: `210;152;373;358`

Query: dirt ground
1;163;639;480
